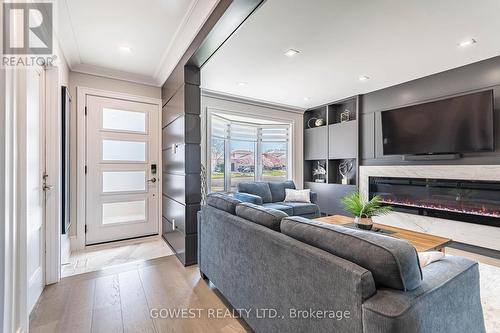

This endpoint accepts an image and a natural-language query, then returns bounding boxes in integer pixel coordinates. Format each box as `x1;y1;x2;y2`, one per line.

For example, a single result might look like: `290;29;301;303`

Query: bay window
209;113;291;193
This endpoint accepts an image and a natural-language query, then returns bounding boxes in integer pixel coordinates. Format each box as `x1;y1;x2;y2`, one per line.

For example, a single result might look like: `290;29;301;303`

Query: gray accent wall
162;66;201;266
360;55;500;166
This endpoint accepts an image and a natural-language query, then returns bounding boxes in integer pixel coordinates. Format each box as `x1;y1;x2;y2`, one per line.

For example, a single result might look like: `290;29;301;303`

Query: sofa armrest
309;191;318;204
234;192;263;205
362;255;485;333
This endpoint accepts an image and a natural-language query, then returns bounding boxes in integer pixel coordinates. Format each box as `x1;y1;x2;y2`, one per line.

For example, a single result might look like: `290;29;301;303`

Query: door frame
75;87;162;250
3;65;46;332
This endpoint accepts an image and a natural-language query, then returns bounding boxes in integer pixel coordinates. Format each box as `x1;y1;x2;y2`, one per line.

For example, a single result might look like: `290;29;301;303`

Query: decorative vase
354;216;373;230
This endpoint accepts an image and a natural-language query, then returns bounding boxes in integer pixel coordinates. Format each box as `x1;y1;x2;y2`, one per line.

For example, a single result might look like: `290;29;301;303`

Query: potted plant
341;192;392;230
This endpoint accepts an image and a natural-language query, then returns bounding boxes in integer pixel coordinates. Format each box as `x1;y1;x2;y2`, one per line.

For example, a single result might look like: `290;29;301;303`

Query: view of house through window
209;113;291;193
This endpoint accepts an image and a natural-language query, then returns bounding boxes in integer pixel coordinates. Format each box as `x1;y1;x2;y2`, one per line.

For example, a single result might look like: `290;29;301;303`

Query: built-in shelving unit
304;96;360;215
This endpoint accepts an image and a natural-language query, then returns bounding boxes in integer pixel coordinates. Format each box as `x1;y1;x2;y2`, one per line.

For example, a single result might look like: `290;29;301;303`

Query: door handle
147;177;157;183
43;184;54;191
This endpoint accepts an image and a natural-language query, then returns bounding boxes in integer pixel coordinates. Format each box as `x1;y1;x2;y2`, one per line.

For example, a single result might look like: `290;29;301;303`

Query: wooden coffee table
315;215;452;252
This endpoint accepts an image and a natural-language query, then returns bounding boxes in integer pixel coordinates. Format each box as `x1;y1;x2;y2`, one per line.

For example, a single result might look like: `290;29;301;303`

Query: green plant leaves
341;192;392;218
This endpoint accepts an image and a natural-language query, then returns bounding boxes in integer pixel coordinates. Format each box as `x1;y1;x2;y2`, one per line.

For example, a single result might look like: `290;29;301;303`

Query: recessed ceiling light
359;75;370;81
303;97;311;101
458;38;477;48
118;45;131;53
237;82;247;86
284;49;300;57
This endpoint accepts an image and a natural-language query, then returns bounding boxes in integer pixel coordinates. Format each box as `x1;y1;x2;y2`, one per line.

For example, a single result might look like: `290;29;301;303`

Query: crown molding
154;0;219;85
201;88;306;113
71;64;160;87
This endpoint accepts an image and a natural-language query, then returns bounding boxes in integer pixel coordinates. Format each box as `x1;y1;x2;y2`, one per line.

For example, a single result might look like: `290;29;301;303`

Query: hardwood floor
30;256;250;333
31;247;500;333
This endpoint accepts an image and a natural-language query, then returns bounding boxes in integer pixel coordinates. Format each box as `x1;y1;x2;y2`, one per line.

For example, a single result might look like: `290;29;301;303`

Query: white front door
85;95;159;244
27;67;46;312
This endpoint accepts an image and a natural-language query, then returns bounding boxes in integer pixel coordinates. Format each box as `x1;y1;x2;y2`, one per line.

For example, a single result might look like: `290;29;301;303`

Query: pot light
237;82;247;86
284;49;300;57
359;75;370;81
118;45;131;53
458;38;477;48
303;97;311;101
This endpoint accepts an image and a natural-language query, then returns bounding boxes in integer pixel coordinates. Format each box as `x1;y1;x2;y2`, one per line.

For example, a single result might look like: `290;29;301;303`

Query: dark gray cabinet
303;96;360;215
305;182;357;215
328;121;358;159
304;127;328;160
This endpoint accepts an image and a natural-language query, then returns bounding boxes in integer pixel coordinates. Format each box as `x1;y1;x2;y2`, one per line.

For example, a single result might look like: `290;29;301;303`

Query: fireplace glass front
369;177;500;227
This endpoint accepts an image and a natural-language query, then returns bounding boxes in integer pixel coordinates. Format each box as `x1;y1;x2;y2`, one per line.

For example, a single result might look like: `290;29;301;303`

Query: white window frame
207;111;292;193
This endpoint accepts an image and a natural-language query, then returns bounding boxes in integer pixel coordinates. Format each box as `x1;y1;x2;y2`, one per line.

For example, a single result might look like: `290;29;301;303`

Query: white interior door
86;95;159;244
27;67;46;312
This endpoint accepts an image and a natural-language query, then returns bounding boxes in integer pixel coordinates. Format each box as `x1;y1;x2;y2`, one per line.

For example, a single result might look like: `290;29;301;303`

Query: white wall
67;72;161;240
201;91;304;188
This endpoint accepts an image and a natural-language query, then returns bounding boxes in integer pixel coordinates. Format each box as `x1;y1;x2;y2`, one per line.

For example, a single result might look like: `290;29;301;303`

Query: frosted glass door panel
102;171;145;192
102;108;146;133
102;200;146;224
102;140;146;162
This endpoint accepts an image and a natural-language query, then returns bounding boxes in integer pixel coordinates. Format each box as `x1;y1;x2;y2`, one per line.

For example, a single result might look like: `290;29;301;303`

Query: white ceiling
201;0;500;109
57;0;218;86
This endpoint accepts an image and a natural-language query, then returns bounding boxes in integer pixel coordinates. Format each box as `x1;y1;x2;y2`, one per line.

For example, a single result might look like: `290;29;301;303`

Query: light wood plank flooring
30;256;250;333
31;247;500;333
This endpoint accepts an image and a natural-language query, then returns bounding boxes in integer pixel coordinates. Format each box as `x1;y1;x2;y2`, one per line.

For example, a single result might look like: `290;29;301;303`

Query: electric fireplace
369;176;500;227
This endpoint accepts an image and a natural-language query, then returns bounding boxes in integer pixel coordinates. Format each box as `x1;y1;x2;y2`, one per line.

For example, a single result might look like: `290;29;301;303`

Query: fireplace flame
380;197;500;218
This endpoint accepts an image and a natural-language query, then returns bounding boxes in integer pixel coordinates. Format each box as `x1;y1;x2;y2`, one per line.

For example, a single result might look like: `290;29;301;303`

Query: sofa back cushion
236;202;288;231
281;217;422;291
206;193;241;215
268;180;296;202
237;182;273;203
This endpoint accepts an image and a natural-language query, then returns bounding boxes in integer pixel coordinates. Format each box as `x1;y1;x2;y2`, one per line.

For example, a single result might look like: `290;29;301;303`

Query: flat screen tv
381;90;494;156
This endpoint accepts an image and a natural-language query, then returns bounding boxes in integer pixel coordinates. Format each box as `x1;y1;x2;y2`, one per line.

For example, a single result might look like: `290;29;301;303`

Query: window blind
211;116;229;139
261;126;289;142
230;124;257;141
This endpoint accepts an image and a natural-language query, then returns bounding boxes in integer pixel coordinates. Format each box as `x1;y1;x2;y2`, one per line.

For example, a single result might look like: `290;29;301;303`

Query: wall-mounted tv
381;90;494;156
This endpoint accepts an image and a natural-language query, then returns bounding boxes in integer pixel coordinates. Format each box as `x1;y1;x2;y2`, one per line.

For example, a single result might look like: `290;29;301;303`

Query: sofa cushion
235;203;288;231
237;182;273;203
268;180;296;202
278;202;319;216
262;203;294;215
281;217;423;291
206;193;241;215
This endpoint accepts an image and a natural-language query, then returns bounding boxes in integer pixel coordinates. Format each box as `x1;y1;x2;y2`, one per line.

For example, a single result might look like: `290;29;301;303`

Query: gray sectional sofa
198;193;485;333
234;180;320;218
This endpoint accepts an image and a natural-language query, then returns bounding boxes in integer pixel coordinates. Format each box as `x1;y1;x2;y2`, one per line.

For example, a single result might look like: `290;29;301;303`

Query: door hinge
85;225;87;233
85;165;87;174
85;106;87;116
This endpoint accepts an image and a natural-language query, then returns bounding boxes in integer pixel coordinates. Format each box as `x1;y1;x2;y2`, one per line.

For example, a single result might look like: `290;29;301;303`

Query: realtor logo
3;2;53;55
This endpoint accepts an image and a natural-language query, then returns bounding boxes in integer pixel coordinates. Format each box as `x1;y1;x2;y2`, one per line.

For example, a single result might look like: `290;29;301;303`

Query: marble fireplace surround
359;165;500;251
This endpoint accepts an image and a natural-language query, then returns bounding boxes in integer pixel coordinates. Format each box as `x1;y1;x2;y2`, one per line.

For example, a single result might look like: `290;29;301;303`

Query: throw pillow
418;251;445;267
284;189;311;203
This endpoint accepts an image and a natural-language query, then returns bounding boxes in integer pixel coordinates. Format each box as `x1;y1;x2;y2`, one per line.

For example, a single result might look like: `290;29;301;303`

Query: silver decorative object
315;118;325;127
340;109;350;123
312;161;326;182
307;117;325;128
339;160;354;184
